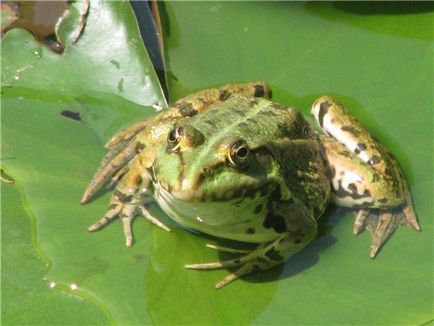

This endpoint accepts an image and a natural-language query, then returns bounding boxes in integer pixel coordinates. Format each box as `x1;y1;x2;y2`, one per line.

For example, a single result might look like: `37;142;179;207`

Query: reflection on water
305;2;433;40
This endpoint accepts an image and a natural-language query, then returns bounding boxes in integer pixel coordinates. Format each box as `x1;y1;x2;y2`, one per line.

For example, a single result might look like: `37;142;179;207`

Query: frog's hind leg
311;97;420;256
186;206;318;289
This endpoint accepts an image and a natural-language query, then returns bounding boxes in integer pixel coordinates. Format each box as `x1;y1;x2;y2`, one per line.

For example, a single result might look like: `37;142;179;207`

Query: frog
81;82;420;289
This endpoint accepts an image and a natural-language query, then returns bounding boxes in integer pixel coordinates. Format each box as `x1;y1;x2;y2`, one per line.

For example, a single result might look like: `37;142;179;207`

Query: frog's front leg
186;202;317;289
87;157;170;246
311;96;420;257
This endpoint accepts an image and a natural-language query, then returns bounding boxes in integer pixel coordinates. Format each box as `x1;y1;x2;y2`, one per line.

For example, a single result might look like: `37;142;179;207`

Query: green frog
81;82;419;289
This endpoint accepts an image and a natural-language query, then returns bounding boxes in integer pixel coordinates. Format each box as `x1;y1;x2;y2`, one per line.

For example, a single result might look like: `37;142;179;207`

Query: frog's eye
228;140;250;167
167;126;184;151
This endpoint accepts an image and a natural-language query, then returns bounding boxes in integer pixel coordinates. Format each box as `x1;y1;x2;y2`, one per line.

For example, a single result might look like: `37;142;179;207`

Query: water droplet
143;74;150;86
70;283;78;290
14;75;20;80
34;49;42;58
152;102;164;111
49;281;56;288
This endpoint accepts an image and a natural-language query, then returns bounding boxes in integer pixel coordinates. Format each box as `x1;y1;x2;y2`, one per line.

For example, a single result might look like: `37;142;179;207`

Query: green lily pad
1;182;108;325
160;2;433;324
2;1;433;325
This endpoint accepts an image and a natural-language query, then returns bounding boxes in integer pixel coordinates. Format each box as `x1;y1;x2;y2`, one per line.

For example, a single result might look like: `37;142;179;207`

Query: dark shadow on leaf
209;205;349;285
333;2;434;16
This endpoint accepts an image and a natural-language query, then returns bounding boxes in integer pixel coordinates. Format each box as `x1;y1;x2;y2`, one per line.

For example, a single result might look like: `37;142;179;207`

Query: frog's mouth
152;181;276;243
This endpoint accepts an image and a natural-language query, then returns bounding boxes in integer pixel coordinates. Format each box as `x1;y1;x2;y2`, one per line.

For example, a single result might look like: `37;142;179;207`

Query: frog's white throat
152;181;277;243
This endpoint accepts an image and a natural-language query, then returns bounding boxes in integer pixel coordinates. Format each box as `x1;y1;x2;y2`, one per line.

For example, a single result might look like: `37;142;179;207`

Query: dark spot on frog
270;186;281;201
378;197;388;203
341;125;361;136
293;238;302;244
354;143;367;154
384;167;392;177
252;264;263;272
318;101;330;128
253;84;265;98
253;204;263;214
219;89;231;101
61;110;82;121
328;165;336;179
108;203;118;210
335;180;371;200
372;172;380;182
135;142;146;151
347;183;357;193
267;89;273;98
176;101;197;117
265;247;284;261
244;188;257;199
337;150;353;158
263;211;287;233
368;155;381;165
113;189;132;203
246;227;255;234
259;186;269;197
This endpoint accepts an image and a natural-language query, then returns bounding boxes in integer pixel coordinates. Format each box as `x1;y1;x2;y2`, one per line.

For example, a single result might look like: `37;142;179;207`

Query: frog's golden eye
167;126;184;151
228;140;250;167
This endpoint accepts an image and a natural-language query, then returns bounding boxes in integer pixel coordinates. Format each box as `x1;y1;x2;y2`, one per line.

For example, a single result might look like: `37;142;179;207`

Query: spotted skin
82;82;419;288
312;96;419;257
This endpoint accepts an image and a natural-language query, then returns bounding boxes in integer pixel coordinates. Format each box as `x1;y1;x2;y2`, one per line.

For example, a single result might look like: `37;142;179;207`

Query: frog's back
187;96;316;145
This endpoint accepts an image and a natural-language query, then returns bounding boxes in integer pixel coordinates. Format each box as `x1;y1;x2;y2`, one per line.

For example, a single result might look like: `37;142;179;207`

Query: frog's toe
353;209;369;235
185;257;242;270
138;206;171;232
185;260;244;289
88;203;123;232
185;257;277;289
186;242;285;289
353;204;420;258
205;243;251;254
402;193;421;231
368;211;396;258
215;263;256;289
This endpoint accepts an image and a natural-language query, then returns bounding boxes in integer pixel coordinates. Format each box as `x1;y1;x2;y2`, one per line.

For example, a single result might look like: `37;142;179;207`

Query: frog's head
152;123;278;203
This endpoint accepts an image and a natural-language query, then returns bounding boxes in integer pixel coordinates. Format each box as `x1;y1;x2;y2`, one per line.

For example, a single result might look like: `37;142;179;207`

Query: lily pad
160;2;433;324
2;1;433;325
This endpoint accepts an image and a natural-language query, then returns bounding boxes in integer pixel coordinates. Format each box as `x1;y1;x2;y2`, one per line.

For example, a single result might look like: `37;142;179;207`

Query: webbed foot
353;194;420;257
88;200;170;246
186;242;283;289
